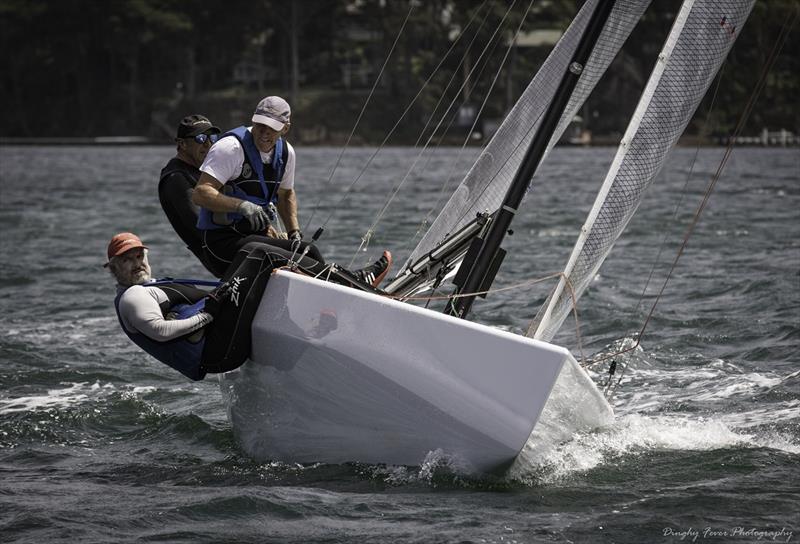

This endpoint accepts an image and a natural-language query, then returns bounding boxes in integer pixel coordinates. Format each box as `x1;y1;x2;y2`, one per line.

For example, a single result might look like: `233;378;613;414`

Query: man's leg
200;241;392;372
240;235;326;264
201;244;286;372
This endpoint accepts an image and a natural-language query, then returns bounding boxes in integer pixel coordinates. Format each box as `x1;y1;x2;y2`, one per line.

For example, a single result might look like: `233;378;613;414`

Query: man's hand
237;200;270;231
288;229;303;252
203;281;231;318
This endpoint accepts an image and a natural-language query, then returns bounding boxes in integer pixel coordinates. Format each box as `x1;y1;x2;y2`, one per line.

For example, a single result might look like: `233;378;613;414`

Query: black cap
176;114;221;139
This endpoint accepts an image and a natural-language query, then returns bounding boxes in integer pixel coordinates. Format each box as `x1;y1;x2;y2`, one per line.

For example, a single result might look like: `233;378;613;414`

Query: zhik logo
228;276;248;307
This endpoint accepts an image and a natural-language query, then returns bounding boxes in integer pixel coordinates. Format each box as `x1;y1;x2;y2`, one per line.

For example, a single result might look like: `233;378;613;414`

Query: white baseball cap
252;96;291;131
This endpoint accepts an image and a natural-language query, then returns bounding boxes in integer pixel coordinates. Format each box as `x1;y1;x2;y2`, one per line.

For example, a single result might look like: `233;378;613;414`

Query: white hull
220;270;599;473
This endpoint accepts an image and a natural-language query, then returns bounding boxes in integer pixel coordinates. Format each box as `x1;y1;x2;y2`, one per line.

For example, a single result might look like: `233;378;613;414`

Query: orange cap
105;232;147;266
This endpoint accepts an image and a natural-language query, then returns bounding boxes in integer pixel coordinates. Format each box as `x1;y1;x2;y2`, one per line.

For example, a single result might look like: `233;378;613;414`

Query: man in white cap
191;95;391;287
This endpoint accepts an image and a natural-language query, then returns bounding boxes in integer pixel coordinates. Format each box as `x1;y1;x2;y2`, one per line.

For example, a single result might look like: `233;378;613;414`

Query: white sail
401;0;652;275
530;0;756;342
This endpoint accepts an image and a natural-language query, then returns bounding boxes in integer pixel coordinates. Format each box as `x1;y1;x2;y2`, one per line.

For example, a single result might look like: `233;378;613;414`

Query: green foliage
0;0;795;142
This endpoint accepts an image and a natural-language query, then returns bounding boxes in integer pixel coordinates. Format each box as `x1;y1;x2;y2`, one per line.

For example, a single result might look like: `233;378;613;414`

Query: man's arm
277;187;300;233
193;172;272;232
119;286;212;342
192;172;244;213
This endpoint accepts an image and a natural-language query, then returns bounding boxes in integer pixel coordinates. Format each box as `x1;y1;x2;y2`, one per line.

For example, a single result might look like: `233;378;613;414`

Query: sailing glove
288;229;303;252
267;202;279;222
238;200;270;232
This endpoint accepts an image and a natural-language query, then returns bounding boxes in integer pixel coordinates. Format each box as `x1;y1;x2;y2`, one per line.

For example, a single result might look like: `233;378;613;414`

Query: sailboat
219;0;755;473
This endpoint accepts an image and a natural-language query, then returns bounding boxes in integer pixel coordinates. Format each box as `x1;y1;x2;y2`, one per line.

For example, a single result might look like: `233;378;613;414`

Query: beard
130;269;151;284
126;263;152;285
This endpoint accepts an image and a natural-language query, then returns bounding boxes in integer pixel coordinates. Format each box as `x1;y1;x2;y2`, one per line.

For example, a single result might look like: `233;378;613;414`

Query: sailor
107;231;393;380
158;114;224;276
191;95;392;287
106;232;274;380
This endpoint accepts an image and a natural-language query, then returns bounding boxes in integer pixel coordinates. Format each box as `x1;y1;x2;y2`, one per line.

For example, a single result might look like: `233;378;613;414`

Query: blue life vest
114;281;211;381
197;126;287;231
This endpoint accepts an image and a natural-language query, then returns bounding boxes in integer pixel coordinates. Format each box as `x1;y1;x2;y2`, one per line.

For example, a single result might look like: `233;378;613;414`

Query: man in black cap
158;114;224;276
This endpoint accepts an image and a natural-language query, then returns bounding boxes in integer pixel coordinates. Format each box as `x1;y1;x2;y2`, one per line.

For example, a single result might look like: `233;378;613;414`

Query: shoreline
1;136;797;148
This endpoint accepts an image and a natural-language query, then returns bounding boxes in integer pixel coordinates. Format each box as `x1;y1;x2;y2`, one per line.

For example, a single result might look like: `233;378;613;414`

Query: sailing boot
353;250;393;288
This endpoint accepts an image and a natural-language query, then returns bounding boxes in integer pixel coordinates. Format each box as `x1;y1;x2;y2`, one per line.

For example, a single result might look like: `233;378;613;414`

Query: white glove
237;200;270;231
267;202;279;222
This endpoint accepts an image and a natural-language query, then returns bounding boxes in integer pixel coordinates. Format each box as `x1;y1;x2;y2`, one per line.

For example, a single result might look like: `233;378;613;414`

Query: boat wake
506;356;799;485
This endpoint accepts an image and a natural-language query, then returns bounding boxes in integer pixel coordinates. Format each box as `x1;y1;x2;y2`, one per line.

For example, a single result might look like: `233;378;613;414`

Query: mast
447;0;616;319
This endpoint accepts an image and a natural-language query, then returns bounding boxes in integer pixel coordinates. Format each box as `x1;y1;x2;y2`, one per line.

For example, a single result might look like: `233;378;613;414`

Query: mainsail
530;0;756;342
399;0;652;282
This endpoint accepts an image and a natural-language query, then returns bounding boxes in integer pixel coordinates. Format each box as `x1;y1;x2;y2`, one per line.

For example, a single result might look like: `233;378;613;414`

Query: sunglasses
193;133;219;144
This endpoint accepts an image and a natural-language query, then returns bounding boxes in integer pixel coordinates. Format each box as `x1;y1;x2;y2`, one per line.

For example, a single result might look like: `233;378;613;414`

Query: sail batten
530;0;756;342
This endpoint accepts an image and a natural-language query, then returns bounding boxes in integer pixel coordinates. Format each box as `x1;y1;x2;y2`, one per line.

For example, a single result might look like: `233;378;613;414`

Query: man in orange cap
107;231;392;381
106;232;224;380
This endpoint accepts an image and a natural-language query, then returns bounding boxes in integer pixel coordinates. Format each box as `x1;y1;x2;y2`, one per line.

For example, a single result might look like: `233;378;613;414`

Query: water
1;145;798;543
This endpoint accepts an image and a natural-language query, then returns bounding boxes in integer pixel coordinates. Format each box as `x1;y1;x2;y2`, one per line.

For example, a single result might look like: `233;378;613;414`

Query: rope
381;270;587;363
317;2;490;238
343;3;496;267
347;1;516;268
302;1;415;234
398;0;538;261
404;1;493;152
349;0;523;267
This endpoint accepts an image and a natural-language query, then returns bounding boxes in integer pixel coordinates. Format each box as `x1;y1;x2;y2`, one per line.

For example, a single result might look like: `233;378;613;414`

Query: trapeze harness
114;254;272;381
196;126;288;233
114;280;214;381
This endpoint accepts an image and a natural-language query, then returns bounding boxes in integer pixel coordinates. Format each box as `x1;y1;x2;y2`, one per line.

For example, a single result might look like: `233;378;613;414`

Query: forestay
400;0;652;281
530;0;756;342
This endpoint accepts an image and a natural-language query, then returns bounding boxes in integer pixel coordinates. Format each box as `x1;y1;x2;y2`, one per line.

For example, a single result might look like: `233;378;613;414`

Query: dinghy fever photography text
1;1;797;542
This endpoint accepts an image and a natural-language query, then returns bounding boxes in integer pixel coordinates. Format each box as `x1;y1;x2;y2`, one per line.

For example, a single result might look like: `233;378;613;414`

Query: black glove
288;229;303;253
203;281;231;318
238;200;270;231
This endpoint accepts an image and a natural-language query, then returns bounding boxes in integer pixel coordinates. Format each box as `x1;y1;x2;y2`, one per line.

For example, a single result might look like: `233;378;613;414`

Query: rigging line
316;2;488;234
401;0;539;261
396;1;516;237
366;0;494;250
383;270;587;362
341;7;493;269
582;7;798;368
303;1;415;234
406;1;493;151
632;67;726;318
421;1;526;150
350;0;522;267
388;270;566;299
351;0;518;261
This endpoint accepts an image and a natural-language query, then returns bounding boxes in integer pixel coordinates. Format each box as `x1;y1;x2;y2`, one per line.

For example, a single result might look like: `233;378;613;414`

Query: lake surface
1;145;798;543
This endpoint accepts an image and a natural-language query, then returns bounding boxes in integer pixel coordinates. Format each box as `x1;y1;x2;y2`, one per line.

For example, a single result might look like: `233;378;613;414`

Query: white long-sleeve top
116;284;212;342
